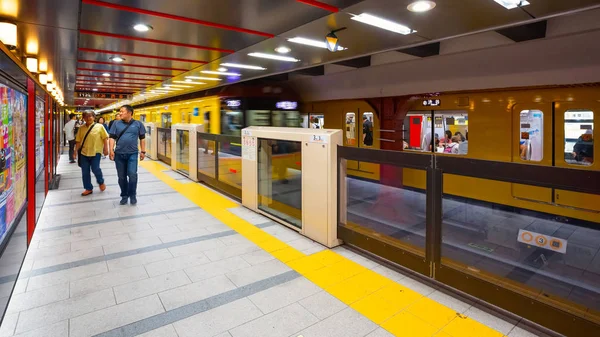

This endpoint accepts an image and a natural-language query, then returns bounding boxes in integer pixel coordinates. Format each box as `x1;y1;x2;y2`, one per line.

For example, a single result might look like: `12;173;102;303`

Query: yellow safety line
141;160;507;337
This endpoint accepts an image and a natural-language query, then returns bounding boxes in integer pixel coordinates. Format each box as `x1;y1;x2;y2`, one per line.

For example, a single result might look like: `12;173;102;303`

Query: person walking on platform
74;111;109;196
109;105;146;205
63;113;77;163
108;113;121;130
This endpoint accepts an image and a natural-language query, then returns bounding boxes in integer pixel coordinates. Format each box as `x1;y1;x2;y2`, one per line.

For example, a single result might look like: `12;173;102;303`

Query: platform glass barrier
157;127;171;165
345;165;428;257
196;132;242;200
257;139;302;229
197;134;216;178
145;126;153;159
175;130;189;175
440;174;600;325
218;138;242;190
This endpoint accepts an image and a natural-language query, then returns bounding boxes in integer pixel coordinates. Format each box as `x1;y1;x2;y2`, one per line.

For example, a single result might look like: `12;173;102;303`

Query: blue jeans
80;154;104;191
115;153;138;198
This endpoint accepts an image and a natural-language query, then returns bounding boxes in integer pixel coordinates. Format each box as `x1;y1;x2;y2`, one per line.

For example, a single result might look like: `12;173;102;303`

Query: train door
553;101;600;211
344;111;359;171
511;103;553;203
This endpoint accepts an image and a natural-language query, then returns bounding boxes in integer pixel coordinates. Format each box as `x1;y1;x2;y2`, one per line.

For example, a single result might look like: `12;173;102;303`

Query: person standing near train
109;105;146;205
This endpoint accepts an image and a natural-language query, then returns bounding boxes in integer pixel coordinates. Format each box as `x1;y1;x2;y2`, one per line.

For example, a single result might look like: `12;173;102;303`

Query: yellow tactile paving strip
141;161;506;337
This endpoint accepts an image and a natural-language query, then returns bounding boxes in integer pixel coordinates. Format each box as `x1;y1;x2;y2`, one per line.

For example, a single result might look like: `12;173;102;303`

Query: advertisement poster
35;98;44;176
0;84;27;245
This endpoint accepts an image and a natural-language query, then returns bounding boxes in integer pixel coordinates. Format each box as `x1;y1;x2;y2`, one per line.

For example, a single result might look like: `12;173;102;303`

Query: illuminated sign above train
76;91;132;99
276;101;298;110
226;100;241;107
422;99;441;107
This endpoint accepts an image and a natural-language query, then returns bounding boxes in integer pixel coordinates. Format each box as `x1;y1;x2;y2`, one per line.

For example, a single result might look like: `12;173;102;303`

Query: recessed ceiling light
220;63;266;70
217;67;228;72
248;53;299;62
96;82;103;85
102;73;110;77
201;70;241;76
288;37;346;51
110;56;125;62
351;13;415;35
407;1;436;12
275;46;291;54
493;0;529;9
174;80;205;85
133;24;153;32
185;76;222;81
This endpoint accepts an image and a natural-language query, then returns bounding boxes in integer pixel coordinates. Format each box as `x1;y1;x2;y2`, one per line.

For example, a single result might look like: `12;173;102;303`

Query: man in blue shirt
109;105;146;205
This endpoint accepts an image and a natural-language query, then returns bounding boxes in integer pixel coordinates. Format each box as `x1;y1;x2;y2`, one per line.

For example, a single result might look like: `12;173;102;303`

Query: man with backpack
109;105;146;205
74;111;109;196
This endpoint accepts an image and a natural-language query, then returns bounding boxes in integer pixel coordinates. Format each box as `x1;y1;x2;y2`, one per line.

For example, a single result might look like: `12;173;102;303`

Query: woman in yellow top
74;112;109;196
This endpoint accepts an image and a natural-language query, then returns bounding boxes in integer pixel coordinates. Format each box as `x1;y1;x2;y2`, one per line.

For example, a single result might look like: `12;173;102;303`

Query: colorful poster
0;84;27;244
35;98;45;176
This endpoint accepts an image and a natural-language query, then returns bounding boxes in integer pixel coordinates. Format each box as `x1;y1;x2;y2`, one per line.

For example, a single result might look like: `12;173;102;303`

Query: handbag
77;123;96;167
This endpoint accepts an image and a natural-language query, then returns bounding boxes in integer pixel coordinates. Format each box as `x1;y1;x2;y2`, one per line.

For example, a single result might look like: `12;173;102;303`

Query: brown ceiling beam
78;59;188;72
76;75;161;83
77;68;172;78
82;0;274;38
80;29;234;53
79;47;208;64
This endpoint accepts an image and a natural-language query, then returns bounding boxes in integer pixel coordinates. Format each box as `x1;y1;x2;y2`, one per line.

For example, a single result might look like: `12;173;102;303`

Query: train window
435;111;468;155
272;110;301;127
139;114;146;123
362;112;374;147
564;109;594;166
519;110;543;161
404;113;431;152
345;113;356;145
221;109;244;136
310;114;324;129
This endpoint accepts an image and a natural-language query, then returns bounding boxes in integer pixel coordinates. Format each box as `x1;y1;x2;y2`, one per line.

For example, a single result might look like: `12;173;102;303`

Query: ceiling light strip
77;68;172;77
248;53;299;62
296;0;339;12
220;63;266;70
80;30;235;53
77;59;188;72
81;0;274;38
78;48;208;64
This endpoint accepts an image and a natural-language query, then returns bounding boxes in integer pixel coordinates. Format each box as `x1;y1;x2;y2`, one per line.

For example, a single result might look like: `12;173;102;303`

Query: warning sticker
517;229;567;254
242;136;256;161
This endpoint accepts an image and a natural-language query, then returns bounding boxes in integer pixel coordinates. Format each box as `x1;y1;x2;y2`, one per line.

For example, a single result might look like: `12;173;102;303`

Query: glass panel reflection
197;134;216;179
441;177;600;316
176;130;189;175
218;139;242;189
157;129;167;157
145;126;152;159
343;165;427;255
258;139;302;228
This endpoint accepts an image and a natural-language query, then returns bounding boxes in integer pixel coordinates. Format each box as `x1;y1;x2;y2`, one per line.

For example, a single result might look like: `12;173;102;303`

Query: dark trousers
80;153;104;191
68;140;76;161
115;153;138;198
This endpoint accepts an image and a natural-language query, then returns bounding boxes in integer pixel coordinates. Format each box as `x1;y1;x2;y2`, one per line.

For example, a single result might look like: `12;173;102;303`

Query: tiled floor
0;155;556;337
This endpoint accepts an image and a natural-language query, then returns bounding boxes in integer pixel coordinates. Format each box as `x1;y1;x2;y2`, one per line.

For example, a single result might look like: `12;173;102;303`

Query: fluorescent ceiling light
159;87;183;91
185;76;222;81
288;37;346;51
110;56;125;62
350;13;415;35
133;24;153;32
407;1;436;12
217;67;228;72
220;63;266;70
493;0;529;9
248;52;299;62
275;46;291;54
102;73;110;77
174;80;205;85
165;84;192;88
201;70;241;76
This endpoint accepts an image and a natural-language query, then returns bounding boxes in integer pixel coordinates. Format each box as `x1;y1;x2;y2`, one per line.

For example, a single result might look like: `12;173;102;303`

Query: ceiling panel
78;34;224;64
76;50;199;70
5;0;80;29
75;62;180;77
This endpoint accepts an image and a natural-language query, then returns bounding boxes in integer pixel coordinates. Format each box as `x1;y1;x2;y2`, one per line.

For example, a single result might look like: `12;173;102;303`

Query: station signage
76;91;132;99
517;229;567;254
275;101;298;110
227;100;241;108
422;99;441;107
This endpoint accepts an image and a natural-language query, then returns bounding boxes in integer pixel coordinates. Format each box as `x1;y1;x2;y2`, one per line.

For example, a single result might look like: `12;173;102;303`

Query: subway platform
0;155;555;337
